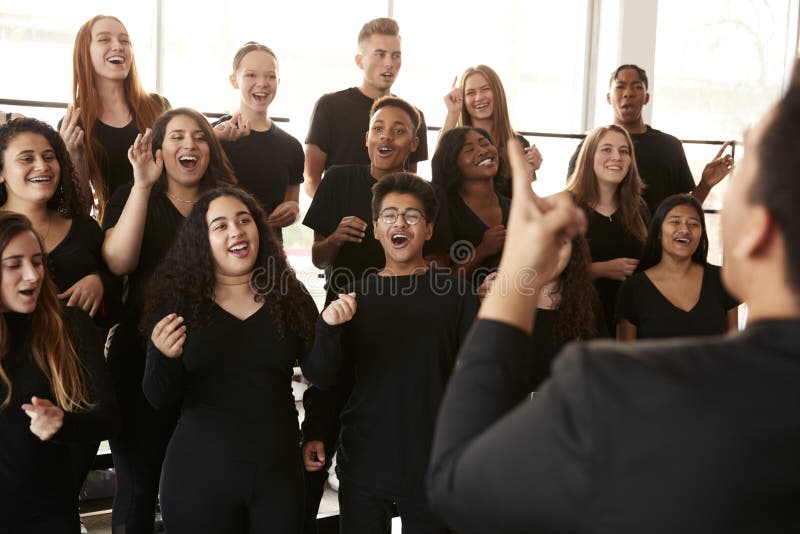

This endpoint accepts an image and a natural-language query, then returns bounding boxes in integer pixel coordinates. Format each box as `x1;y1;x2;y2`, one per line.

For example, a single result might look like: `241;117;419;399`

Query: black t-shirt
94;120;139;199
305;87;429;168
616;263;738;339
446;189;510;285
144;298;315;460
567;126;695;215
309;268;478;497
303;164;451;303
47;214;120;327
216;119;304;235
0;308;118;526
102;184;186;326
584;207;645;336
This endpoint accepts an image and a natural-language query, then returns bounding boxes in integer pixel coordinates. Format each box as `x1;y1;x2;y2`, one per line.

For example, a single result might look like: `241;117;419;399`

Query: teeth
378;147;392;153
179;156;197;162
28;176;51;182
229;244;247;252
254;92;268;97
477;157;494;167
675;238;690;244
108;56;124;64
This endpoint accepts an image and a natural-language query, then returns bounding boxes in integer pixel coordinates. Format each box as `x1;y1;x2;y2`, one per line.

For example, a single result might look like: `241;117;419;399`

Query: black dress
445;189;510;287
143;299;316;533
584;207;645;336
616;263;739;339
0;308;118;534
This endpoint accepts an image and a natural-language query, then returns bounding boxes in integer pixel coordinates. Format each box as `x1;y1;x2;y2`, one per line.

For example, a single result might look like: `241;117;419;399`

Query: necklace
167;191;197;204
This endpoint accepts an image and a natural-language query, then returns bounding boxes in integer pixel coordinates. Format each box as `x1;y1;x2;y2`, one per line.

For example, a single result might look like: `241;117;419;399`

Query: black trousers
108;324;177;534
338;480;447;534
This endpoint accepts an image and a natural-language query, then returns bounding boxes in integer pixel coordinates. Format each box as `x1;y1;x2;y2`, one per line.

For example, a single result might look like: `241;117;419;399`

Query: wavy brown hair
552;235;600;343
0;212;91;412
567;124;647;242
72;15;169;217
0;117;89;216
143;187;316;345
150;108;236;195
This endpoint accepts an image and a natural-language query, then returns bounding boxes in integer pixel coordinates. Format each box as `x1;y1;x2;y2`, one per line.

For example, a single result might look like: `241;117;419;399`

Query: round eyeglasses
378;208;426;226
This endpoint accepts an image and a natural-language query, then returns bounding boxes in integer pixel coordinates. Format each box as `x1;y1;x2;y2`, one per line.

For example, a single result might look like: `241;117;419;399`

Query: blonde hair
357;17;400;49
567;124;647;241
0;213;91;412
72;15;168;219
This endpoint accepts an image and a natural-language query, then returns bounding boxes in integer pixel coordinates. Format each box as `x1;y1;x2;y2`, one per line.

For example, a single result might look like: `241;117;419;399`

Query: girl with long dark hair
142;187;317;533
616;194;738;340
101;107;235;533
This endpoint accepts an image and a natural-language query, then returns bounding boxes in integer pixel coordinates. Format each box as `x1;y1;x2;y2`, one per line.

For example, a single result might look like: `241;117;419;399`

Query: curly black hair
0;117;89;216
142;186;316;345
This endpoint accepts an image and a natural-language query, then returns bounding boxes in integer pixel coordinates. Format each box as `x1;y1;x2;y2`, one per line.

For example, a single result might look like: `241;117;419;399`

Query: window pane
0;5;158;104
652;0;793;139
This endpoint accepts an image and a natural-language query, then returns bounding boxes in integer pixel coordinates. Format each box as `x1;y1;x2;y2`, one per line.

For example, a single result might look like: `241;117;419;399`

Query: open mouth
474;102;489;111
252;92;270;101
27;175;52;183
381;72;394;80
674;237;691;245
377;146;394;155
179;155;198;170
606;165;623;171
19;288;36;297
390;234;409;247
228;242;249;258
476;156;495;168
107;56;125;65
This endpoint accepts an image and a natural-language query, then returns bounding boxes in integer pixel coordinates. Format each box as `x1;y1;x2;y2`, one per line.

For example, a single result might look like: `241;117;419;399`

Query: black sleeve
53;308;120;442
305;95;331;152
427;319;594;532
142;320;185;410
710;265;739;311
302;169;340;237
615;277;638;326
301;316;342;390
101;184;132;230
410;108;429;163
567;140;584;180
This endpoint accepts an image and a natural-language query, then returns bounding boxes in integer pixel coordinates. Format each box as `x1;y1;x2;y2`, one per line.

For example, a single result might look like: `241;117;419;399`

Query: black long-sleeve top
142;297;319;459
308;269;479;498
428;318;800;533
0;308;119;526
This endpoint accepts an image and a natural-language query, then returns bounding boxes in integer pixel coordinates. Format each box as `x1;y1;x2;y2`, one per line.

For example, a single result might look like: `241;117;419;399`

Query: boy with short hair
308;172;478;533
304;17;429;197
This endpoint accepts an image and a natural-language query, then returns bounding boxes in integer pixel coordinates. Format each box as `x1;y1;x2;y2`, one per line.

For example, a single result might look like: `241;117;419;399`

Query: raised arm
102;129;163;275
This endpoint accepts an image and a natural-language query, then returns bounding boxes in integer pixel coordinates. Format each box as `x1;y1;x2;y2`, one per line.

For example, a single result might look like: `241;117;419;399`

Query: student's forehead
365;33;401;49
615;69;644;83
381;192;423;209
371;106;412;125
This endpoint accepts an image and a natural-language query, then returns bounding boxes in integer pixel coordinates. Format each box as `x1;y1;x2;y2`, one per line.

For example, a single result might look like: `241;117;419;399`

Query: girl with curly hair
567;124;649;335
142;186;317;533
0;212;118;532
101;107;235;533
60;14;169;218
